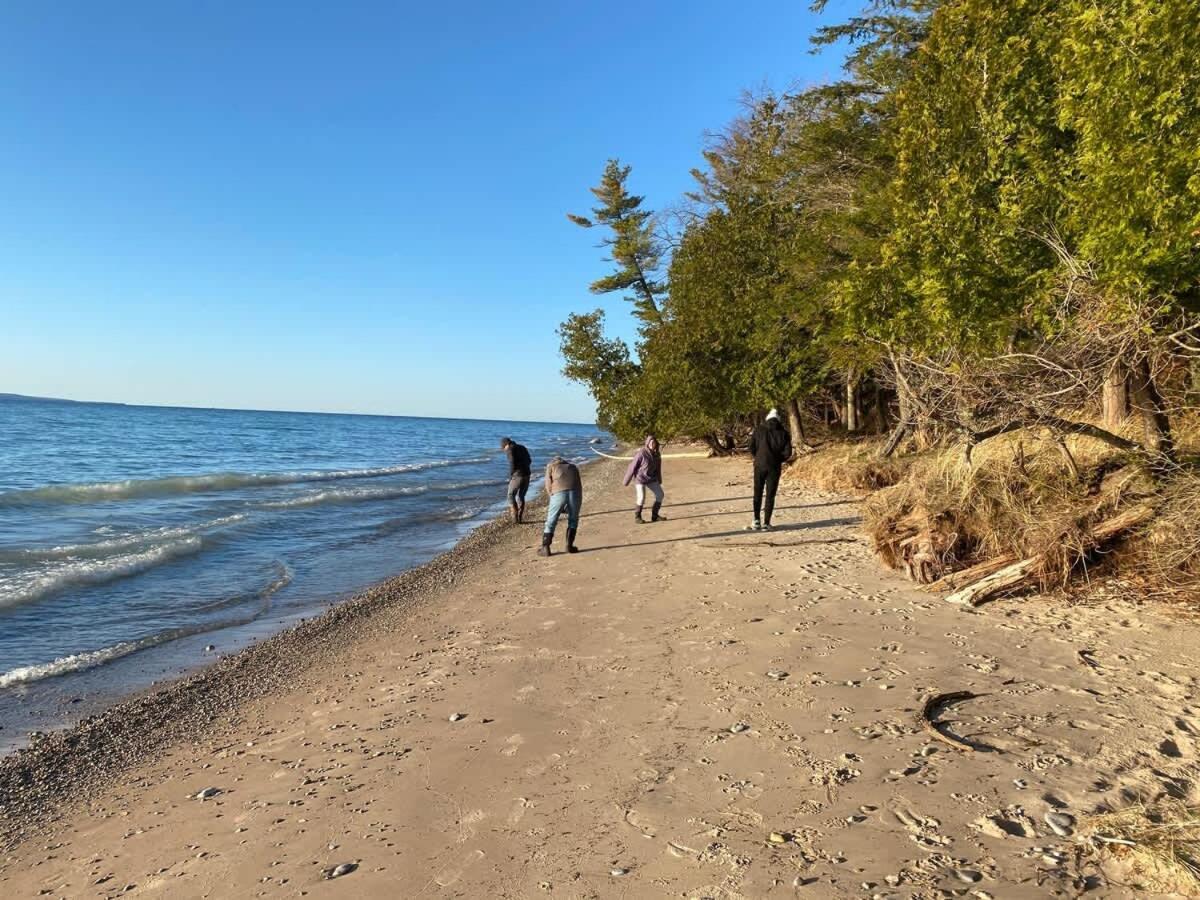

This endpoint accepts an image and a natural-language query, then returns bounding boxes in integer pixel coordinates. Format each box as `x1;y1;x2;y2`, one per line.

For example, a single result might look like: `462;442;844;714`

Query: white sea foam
0;458;492;506
0;642;145;689
0;537;205;609
0;514;247;563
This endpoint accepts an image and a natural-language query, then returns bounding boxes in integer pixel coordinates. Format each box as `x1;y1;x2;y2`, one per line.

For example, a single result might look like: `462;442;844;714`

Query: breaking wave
0;537;205;609
0;564;292;690
0;514;247;563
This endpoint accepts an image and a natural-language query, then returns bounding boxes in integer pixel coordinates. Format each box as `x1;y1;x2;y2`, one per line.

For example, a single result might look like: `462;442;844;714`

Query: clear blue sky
1;1;854;423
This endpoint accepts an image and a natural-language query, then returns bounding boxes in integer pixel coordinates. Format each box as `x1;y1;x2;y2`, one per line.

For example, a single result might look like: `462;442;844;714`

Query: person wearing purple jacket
623;435;666;524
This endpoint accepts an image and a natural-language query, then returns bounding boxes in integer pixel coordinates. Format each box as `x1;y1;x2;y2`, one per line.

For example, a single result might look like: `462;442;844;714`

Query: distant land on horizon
0;392;93;405
0;392;597;427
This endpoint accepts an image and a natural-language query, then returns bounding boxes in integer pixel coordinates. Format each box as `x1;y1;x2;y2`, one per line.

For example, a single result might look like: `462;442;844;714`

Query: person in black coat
747;409;792;531
500;437;532;523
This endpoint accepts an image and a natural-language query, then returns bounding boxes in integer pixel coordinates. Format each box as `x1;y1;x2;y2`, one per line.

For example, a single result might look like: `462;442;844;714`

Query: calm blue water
0;396;603;746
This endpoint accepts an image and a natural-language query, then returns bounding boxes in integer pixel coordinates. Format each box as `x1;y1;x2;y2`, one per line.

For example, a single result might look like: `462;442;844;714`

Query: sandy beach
3;455;1199;898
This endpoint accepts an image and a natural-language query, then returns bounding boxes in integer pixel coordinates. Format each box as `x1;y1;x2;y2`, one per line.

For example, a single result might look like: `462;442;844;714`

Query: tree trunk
785;399;805;454
1130;358;1176;461
880;422;909;458
703;433;724;455
845;376;860;433
1102;363;1129;429
875;386;891;433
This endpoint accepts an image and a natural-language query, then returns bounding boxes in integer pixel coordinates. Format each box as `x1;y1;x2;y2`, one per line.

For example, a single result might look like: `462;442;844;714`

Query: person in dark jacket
500;437;532;523
623;435;665;523
539;456;583;556
747;409;792;531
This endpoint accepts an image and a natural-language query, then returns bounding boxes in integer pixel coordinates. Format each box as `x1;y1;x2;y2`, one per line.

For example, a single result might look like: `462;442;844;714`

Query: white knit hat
765;408;780;421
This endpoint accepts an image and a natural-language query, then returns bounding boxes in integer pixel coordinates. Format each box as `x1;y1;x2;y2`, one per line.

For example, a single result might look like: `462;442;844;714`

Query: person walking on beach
748;409;792;532
623;435;665;523
539;455;582;556
500;437;532;523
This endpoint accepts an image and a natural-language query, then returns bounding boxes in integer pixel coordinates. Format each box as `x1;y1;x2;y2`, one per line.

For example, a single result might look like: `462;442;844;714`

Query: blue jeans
544;488;582;533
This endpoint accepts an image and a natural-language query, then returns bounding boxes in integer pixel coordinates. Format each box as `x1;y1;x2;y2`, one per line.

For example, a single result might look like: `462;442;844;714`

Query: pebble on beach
325;862;358;879
449;713;466;722
1044;811;1075;837
194;787;221;800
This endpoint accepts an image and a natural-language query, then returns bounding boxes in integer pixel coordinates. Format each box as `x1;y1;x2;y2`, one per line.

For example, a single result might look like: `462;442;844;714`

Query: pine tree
568;160;667;327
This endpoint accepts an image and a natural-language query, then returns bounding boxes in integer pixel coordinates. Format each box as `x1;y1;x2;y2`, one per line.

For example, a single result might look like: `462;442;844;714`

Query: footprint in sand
507;797;530;826
624;808;657;836
434;849;485;887
501;734;524;757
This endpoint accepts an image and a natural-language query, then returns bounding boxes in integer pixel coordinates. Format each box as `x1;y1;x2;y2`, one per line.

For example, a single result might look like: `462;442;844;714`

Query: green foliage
1056;0;1200;311
568;160;667;327
556;310;642;436
559;0;1200;449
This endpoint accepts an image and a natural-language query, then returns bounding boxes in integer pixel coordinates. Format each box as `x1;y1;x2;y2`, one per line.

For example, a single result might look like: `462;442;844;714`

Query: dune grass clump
1083;802;1200;894
785;437;915;493
858;431;1161;589
1126;469;1200;602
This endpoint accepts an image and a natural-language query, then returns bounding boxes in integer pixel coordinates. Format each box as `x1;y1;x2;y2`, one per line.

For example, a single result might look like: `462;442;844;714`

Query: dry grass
1082;802;1200;895
800;425;1200;597
781;417;1198;600
1127;469;1200;601
784;437;915;493
858;431;1155;587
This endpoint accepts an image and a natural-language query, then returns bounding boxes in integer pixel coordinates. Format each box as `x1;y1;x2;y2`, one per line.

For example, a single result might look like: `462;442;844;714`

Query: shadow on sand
579;517;863;553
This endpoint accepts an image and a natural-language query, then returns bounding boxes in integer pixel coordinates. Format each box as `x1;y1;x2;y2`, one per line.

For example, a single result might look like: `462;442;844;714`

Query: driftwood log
921;554;1018;593
942;503;1155;606
917;691;980;752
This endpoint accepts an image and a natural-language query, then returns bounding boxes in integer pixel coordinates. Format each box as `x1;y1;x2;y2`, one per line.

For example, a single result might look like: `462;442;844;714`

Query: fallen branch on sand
918;691;981;752
942;503;1156;606
590;448;713;461
1077;648;1101;670
918;691;980;752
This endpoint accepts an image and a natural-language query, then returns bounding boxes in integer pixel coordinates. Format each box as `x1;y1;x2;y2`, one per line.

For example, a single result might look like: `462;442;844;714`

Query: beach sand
3;456;1199;897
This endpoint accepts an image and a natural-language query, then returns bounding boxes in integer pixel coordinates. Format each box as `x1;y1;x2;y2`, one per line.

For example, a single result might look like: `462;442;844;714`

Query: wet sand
2;456;1198;897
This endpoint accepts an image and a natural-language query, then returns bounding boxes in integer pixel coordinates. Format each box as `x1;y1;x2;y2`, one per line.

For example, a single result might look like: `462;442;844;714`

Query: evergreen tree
568;160;667;328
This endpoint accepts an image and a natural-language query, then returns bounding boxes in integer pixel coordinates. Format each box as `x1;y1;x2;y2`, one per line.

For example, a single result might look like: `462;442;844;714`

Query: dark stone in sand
326;862;358;879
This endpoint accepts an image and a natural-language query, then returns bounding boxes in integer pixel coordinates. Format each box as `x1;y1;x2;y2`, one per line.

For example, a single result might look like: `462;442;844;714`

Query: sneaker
746;520;761;532
762;522;774;532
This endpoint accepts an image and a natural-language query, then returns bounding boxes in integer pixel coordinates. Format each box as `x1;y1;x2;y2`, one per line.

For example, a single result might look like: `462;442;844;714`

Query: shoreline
4;455;1194;895
0;455;618;850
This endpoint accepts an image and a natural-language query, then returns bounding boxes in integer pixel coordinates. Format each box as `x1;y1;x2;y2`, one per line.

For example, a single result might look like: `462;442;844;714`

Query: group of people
499;408;792;558
501;436;583;557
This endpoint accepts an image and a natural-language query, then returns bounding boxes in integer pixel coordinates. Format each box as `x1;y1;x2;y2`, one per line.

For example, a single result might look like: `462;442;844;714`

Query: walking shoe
634;506;645;524
650;502;665;522
746;520;761;532
762;522;774;532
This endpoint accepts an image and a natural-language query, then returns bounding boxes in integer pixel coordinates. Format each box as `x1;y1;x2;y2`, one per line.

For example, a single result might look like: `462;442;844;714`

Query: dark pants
753;466;781;525
508;472;530;507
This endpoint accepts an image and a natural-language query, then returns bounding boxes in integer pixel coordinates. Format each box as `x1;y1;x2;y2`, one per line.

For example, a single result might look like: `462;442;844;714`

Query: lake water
0;396;603;749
